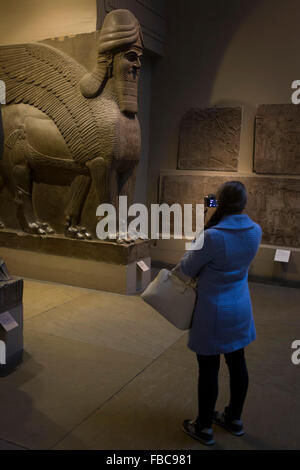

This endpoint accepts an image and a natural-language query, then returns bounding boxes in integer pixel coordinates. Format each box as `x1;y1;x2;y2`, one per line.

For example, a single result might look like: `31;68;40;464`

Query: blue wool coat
180;213;262;355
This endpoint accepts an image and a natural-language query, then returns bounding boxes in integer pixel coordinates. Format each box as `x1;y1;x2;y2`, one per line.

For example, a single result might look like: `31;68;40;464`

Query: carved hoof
115;229;142;245
26;221;55;236
116;238;135;245
115;233;137;245
39;222;55;235
65;225;92;240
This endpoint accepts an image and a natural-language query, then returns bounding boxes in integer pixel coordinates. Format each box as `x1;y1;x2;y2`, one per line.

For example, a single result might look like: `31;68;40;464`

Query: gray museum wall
147;0;300;284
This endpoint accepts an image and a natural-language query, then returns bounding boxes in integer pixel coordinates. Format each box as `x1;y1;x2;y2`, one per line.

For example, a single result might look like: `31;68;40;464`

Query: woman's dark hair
204;181;247;230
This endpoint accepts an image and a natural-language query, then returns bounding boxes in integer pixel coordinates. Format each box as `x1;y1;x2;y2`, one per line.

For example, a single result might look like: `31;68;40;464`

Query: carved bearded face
112;43;143;115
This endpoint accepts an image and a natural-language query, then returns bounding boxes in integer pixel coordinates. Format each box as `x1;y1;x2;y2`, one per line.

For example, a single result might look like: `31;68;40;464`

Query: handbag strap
171;264;197;287
165;268;196;293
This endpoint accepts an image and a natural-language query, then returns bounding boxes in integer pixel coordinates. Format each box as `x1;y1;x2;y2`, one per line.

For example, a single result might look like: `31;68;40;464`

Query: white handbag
141;266;197;330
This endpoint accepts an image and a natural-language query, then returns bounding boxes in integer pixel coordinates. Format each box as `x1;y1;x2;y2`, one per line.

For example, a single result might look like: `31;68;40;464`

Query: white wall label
0;311;19;332
274;249;291;263
0;340;5;364
137;260;150;272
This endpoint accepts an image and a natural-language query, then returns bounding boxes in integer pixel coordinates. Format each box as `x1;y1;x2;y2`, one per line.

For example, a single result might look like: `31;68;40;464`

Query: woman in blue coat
180;181;262;446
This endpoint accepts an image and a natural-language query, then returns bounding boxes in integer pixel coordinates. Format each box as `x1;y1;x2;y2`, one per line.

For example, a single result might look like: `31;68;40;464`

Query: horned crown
80;9;144;99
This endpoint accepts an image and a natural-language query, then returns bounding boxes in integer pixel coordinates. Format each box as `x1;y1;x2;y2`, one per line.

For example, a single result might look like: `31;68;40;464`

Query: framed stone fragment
254;104;300;174
159;172;300;248
177;107;242;171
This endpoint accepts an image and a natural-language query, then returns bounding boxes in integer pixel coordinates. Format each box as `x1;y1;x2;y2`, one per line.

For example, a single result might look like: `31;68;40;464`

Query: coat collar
213;213;255;230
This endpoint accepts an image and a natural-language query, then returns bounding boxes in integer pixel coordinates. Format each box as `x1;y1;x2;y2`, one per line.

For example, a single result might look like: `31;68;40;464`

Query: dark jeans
196;348;249;428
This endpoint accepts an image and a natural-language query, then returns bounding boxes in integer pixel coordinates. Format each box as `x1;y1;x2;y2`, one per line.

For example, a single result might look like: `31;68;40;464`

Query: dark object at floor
0;257;11;281
0;273;23;374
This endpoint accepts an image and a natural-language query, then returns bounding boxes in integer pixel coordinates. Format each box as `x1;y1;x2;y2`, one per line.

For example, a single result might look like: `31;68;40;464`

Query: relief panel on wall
177;107;242;171
254;104;300;175
160;173;300;248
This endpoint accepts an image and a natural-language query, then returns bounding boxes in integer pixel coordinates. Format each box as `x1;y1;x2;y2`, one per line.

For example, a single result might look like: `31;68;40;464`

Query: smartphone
204;194;218;208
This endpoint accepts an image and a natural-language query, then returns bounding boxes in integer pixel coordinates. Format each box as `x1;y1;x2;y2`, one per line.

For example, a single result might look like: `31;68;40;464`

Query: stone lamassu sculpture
0;9;143;239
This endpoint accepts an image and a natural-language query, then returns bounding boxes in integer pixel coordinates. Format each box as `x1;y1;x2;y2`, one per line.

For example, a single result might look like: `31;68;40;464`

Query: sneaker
182;419;215;446
213;410;245;436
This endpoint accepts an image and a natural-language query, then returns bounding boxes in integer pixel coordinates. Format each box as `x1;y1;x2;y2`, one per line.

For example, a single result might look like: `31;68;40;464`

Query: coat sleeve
180;230;214;278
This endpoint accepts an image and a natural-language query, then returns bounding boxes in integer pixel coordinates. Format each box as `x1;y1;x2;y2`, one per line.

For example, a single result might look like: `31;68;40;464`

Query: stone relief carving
254;104;300;175
160;173;300;248
177;107;241;171
0;9;143;239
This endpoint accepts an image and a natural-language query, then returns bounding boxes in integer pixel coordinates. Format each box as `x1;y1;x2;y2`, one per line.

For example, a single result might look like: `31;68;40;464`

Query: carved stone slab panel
254;104;300;174
178;107;242;171
160;173;300;248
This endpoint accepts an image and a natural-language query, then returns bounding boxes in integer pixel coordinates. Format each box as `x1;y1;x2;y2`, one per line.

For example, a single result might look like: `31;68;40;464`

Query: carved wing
0;42;101;164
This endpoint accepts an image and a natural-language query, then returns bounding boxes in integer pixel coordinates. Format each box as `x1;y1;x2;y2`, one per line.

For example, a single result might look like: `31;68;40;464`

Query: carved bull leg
120;163;138;207
86;157;113;204
86;156;118;239
64;174;92;239
5;125;54;235
12;163;54;235
119;163;139;242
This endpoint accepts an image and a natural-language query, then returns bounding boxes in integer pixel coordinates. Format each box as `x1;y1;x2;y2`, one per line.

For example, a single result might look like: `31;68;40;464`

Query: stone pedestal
0;230;151;294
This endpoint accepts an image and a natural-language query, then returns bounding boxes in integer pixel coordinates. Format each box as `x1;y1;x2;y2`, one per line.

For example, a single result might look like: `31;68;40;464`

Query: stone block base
0;231;151;294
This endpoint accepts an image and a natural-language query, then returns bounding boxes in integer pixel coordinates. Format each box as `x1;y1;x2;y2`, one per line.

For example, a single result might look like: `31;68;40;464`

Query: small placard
274;249;291;263
137;260;150;272
0;311;19;332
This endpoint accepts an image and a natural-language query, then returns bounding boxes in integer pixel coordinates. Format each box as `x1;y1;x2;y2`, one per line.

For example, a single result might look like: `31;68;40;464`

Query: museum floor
0;277;299;450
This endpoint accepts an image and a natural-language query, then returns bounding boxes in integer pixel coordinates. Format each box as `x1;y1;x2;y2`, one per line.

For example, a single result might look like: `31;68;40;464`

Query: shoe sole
181;424;215;446
213;418;245;437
